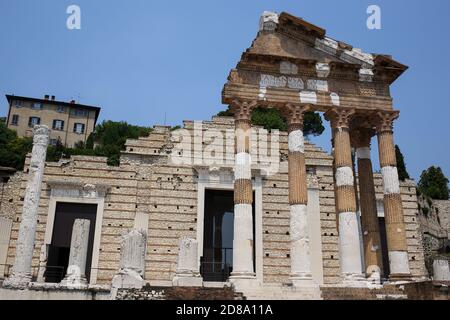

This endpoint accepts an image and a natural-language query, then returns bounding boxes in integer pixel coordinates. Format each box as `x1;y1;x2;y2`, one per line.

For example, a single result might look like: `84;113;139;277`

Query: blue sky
0;0;449;182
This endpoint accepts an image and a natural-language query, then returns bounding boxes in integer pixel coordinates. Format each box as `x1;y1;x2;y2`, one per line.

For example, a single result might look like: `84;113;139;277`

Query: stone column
284;104;316;287
62;219;90;287
112;229;147;290
325;109;366;286
433;259;450;281
230;100;257;281
352;128;383;283
173;238;202;287
376;111;411;281
4;125;50;289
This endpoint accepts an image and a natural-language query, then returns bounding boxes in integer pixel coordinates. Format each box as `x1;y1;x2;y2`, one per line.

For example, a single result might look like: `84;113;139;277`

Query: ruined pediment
223;12;408;112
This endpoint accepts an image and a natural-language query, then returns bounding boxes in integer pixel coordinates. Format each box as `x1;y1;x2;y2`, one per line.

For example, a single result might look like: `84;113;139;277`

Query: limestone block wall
0;172;24;220
3;116;429;286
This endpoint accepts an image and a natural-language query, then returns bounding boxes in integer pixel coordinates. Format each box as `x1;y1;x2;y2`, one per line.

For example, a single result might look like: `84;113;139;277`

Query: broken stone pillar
173;238;202;287
3;126;50;289
433;259;450;281
61;219;90;288
112;229;147;289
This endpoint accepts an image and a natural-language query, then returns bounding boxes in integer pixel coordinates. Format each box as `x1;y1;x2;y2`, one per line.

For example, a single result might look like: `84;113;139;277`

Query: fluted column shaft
284;104;316;287
231;100;256;278
353;129;384;281
376;111;411;281
326;109;365;285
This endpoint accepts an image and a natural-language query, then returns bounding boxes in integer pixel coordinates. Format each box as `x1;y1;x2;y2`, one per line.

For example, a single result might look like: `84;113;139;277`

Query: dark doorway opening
201;189;256;282
378;217;391;278
45;203;97;283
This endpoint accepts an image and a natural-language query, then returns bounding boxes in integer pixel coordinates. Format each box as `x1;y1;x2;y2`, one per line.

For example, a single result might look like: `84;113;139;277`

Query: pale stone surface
338;212;365;283
359;68;374;82
316;63;330;78
172;238;202;287
258;87;267;100
356;147;371;160
335;167;354;187
280;61;298;75
61;219;90;288
330;92;340;106
259;11;278;31
289;204;317;288
0;217;12;278
288;130;304;153
389;251;411;275
112;229;147;290
433;259;450;281
299;91;317;104
381;166;401;195
260;74;304;89
3;126;49;289
234;152;252;180
232;204;254;276
307;79;328;92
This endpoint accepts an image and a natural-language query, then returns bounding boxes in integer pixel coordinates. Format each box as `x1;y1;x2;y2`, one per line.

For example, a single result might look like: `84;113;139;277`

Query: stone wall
0;172;24;220
4;116;428;286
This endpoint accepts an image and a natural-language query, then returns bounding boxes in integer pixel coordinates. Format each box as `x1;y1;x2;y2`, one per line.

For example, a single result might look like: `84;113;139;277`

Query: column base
366;266;382;285
2;272;32;289
172;273;203;287
60;275;88;289
389;273;412;283
229;273;258;292
341;273;370;288
112;269;145;289
289;273;319;288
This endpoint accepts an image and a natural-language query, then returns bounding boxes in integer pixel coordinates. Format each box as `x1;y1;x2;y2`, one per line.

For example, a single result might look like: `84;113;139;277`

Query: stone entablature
47;180;110;199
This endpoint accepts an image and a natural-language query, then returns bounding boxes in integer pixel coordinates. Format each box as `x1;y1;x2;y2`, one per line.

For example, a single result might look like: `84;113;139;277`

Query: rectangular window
73;123;85;134
52;119;65;131
13;100;22;108
74;109;88;117
31;102;43;110
28;117;41;127
11;114;19;126
56;106;65;113
49;139;58;146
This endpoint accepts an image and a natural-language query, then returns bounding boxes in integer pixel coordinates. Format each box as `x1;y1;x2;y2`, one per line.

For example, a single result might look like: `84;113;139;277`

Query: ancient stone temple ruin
0;11;447;300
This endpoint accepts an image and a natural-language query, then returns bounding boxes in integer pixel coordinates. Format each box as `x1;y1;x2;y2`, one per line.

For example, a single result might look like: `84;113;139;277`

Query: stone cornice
47;180;110;199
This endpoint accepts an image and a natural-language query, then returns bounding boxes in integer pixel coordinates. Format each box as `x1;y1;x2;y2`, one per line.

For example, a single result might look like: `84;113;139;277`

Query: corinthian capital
325;108;356;129
375;110;399;134
282;104;310;130
230;100;257;121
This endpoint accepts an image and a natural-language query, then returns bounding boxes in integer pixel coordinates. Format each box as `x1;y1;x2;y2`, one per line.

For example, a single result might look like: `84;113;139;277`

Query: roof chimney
51;95;55;101
44;95;49;100
70;99;76;104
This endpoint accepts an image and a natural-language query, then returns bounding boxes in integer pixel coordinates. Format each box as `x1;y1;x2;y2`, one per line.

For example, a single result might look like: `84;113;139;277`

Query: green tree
0;121;33;170
395;145;410;181
418;166;449;200
216;107;325;136
85;121;152;166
